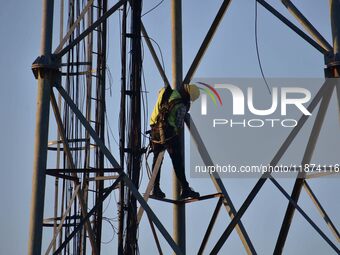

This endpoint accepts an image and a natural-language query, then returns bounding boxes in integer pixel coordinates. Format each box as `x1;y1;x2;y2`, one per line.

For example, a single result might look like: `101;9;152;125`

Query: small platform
149;192;223;204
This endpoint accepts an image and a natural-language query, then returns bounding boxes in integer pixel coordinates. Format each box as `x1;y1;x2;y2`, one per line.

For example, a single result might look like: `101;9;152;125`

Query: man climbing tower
149;84;200;199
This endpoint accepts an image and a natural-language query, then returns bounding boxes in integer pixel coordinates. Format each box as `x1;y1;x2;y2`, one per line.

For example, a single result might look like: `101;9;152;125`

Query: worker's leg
167;136;189;189
151;142;164;187
150;126;165;188
151;140;166;198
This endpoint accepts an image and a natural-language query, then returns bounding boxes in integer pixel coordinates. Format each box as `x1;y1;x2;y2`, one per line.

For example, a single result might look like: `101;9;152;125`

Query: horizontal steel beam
46;168;120;173
46;172;79;181
87;176;120;182
149;193;223;205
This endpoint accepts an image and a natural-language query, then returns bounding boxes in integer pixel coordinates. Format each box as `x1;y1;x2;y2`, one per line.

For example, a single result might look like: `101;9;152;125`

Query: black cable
141;0;164;17
141;35;166;73
101;217;117;244
255;0;272;95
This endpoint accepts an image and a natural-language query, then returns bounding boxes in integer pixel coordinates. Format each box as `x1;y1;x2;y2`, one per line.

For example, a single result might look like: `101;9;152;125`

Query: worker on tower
149;84;200;199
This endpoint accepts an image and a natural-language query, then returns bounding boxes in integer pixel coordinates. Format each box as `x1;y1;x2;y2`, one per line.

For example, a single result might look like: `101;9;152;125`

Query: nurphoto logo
197;82;312;128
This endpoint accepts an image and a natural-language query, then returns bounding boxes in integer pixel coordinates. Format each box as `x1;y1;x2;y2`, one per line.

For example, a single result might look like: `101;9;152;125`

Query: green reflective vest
150;88;183;133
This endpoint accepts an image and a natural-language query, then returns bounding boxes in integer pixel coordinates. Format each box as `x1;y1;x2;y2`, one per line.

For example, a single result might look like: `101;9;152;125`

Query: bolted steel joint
32;54;59;79
324;52;340;78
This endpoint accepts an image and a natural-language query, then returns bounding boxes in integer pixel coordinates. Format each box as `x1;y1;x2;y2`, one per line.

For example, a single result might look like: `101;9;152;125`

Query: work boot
152;186;166;199
180;186;200;200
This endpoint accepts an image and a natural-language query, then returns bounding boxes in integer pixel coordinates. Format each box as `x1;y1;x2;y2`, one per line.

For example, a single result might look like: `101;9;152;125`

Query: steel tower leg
331;0;340;60
171;0;186;253
94;1;108;253
118;3;127;254
28;0;54;254
125;0;142;254
330;0;340;77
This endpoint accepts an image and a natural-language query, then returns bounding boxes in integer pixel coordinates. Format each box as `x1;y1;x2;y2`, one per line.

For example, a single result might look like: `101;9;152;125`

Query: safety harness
152;86;183;144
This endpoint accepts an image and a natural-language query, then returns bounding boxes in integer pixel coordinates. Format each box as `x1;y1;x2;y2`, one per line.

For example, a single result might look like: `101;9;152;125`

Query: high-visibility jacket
150;87;184;133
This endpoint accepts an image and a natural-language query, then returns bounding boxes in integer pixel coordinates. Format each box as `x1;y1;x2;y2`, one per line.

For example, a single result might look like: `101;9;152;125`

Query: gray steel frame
55;84;184;254
30;0;340;254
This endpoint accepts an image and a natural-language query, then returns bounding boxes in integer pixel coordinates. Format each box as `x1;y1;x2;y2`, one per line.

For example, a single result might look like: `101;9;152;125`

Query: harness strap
152;87;184;144
156;87;183;124
160;86;173;107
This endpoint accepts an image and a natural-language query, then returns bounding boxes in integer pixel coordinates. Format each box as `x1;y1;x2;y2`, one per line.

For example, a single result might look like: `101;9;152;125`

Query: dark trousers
151;134;189;189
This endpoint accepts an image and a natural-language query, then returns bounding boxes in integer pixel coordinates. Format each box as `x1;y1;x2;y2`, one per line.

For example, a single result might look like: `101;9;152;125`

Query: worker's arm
175;104;187;131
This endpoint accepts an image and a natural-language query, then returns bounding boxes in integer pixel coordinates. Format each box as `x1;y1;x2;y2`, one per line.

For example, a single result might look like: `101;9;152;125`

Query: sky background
0;0;339;254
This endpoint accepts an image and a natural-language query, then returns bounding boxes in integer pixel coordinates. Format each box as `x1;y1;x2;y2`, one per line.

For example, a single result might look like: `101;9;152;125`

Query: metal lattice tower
28;0;340;254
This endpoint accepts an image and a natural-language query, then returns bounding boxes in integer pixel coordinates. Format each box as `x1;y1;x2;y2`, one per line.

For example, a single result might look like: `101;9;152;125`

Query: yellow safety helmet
184;84;200;102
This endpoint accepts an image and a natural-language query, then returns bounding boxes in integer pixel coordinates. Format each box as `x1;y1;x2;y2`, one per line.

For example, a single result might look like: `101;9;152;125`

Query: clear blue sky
0;0;339;254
